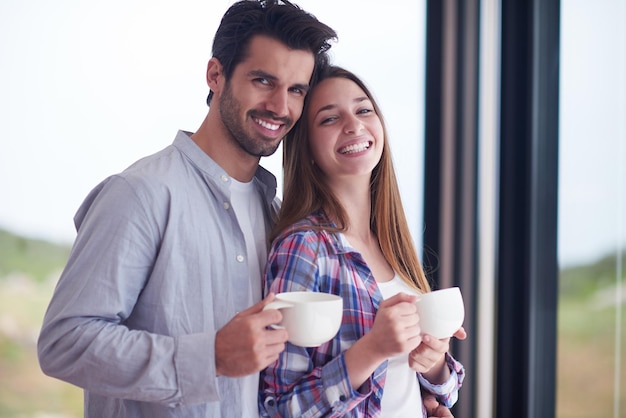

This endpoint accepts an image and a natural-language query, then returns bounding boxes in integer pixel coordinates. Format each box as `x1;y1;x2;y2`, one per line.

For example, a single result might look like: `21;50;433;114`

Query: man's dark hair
206;0;337;105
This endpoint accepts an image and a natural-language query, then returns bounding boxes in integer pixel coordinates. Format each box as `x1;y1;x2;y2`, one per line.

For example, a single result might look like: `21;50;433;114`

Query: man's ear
206;57;224;96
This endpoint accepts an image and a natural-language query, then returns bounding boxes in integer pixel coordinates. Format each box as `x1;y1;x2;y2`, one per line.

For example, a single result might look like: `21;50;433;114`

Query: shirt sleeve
417;352;466;408
260;231;370;417
37;175;219;406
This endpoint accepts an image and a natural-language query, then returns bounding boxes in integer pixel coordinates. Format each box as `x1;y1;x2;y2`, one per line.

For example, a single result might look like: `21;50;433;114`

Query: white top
230;176;268;417
230;176;267;304
377;274;423;417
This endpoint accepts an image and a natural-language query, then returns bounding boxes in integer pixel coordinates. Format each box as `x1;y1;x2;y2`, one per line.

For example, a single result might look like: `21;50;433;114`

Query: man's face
218;35;315;157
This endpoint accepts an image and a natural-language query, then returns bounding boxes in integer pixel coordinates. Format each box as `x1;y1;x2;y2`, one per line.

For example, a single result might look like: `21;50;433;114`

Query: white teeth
339;141;371;154
255;118;280;131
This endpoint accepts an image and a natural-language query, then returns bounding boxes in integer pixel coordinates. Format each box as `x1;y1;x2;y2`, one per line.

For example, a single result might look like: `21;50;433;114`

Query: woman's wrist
420;354;450;384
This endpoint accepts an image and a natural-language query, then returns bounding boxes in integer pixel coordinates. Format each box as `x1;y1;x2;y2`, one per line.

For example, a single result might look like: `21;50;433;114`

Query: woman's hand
344;292;421;389
367;292;422;358
408;327;466;381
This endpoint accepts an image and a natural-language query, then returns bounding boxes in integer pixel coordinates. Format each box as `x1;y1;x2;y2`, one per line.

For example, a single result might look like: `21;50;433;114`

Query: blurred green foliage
0;228;81;417
0;229;71;283
559;251;626;300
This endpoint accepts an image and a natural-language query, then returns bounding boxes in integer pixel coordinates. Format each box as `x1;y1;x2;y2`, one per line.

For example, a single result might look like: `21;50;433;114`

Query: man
38;1;336;417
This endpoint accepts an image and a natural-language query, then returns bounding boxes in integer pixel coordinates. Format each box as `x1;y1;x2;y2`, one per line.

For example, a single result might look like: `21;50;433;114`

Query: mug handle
263;300;294;310
262;300;294;329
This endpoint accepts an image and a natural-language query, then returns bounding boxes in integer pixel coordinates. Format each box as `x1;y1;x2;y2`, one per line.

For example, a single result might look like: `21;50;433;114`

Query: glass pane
557;1;626;417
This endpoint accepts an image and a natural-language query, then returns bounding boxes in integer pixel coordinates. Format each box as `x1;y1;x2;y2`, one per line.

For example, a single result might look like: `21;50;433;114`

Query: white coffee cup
263;291;343;347
415;287;465;339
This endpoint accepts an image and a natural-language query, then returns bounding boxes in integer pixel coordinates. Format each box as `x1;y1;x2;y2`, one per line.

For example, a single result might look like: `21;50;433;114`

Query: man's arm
38;176;217;406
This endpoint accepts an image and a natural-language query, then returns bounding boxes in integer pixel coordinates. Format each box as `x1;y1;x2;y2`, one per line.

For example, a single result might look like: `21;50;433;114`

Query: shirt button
223;201;230;210
236;255;245;263
220;175;229;182
339;395;347;402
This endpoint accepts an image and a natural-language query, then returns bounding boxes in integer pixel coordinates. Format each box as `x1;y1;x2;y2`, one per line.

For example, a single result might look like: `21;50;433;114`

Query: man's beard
219;82;292;157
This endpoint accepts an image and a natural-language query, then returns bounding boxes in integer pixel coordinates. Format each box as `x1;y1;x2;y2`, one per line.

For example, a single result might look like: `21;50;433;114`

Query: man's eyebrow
248;69;277;81
248;69;310;93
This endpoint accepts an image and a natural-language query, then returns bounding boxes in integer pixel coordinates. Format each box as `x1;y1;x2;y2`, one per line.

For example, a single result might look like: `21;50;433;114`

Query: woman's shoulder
271;212;338;251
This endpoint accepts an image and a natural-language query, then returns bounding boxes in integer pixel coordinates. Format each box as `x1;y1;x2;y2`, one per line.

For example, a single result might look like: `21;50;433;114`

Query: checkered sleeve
417;352;465;408
260;230;372;417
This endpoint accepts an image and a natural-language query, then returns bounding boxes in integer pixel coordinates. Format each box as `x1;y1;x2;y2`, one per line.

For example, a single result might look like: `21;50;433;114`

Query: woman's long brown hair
272;66;431;293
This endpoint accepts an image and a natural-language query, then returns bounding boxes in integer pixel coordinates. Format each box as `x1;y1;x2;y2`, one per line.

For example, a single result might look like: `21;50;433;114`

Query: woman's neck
326;175;372;237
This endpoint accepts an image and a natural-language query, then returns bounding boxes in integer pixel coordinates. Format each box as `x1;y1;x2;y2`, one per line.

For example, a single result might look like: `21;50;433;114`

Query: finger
381;292;418;308
263;341;287;362
422;394;439;409
253;307;285;328
263;326;289;344
262;341;289;367
435;405;454;418
233;295;284;328
241;293;278;316
423;395;453;418
382;301;419;320
409;349;437;368
421;334;450;351
453;327;467;340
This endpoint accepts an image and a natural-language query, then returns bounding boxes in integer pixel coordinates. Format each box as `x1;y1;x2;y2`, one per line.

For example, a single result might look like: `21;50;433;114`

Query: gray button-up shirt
38;131;279;417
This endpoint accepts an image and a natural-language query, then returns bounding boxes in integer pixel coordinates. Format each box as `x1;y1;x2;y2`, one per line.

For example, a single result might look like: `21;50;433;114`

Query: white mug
415;287;465;339
264;291;343;347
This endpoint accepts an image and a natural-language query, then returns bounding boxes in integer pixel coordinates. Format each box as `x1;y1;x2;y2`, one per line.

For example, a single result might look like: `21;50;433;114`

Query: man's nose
266;90;289;118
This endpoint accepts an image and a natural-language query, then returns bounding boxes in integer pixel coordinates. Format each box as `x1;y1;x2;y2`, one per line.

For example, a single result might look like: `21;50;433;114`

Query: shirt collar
173;130;277;204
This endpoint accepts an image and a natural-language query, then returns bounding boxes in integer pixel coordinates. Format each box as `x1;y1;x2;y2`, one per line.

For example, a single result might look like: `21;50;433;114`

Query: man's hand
215;294;288;377
423;394;454;418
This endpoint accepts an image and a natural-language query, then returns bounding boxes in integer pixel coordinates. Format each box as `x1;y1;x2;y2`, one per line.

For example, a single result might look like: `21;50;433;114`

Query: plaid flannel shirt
260;212;465;418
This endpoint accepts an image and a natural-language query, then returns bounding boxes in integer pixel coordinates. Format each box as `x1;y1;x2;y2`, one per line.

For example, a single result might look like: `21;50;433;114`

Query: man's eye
289;87;304;96
254;78;270;86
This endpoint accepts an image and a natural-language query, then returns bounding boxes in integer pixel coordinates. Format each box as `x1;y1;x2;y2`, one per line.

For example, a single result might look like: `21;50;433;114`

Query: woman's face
306;77;384;182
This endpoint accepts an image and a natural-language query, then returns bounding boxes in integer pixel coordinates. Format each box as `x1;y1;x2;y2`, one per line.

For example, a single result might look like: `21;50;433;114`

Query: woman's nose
343;116;363;134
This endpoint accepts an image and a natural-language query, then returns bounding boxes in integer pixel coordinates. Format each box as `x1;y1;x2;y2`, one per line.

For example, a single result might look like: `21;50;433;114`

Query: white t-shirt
377;274;423;417
229;177;268;418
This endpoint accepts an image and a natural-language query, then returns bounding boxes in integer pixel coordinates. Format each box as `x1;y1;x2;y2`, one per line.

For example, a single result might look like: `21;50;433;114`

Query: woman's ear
206;57;224;96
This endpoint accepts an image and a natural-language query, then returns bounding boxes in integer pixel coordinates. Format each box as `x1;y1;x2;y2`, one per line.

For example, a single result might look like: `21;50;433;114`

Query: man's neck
191;112;260;182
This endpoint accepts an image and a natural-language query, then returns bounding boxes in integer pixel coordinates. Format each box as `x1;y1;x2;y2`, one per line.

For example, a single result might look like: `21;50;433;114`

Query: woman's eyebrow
314;96;371;116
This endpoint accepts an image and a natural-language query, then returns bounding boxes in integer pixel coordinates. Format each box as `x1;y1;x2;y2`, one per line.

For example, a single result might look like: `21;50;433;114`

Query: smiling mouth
254;117;281;131
339;141;372;155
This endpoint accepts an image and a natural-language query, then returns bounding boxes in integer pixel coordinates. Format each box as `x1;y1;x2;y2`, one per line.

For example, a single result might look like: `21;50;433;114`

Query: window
557;1;626;416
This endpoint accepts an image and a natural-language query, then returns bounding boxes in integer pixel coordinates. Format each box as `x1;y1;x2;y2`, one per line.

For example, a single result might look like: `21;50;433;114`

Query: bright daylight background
0;0;426;253
0;0;623;267
0;4;425;413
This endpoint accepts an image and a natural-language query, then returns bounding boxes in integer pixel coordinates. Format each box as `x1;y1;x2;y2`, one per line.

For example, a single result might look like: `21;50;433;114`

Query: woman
260;66;465;417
